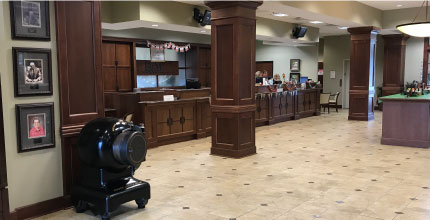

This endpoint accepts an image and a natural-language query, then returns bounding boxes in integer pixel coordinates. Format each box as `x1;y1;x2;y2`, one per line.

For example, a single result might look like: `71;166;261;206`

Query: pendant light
396;0;430;37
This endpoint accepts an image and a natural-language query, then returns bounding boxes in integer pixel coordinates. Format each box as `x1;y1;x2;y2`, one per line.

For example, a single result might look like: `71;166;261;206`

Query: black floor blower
72;117;150;220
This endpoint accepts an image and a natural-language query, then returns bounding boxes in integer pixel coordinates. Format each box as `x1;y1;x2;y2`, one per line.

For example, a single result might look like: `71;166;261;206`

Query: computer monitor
300;76;308;83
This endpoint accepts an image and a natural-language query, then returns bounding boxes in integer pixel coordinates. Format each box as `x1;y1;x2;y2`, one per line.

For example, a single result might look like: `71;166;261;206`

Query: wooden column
382;34;408;96
347;27;380;121
205;1;262;158
56;1;104;196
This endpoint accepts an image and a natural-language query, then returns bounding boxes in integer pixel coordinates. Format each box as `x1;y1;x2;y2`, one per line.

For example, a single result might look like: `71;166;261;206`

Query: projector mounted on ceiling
292;25;308;39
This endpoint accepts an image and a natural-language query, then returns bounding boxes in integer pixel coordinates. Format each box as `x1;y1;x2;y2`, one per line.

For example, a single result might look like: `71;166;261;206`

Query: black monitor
201;10;211;26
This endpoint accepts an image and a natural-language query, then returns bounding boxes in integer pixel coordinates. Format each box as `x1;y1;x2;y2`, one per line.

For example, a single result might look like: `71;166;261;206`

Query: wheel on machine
74;200;88;213
135;198;148;209
101;214;110;220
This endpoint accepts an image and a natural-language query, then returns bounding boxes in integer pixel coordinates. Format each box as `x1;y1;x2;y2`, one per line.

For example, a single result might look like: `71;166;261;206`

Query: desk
381;94;430;148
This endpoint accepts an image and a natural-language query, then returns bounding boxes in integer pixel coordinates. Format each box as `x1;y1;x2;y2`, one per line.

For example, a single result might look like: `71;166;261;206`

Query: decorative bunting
147;40;190;53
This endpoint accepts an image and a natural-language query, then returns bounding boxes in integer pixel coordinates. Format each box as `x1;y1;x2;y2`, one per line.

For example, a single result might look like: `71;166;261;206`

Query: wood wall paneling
136;60;179;75
256;61;273;77
56;1;104;197
347;27;380;121
382;34;408;96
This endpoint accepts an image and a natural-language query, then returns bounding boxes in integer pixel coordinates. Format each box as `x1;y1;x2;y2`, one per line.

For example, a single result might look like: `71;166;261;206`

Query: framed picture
150;47;165;62
16;103;55;153
13;47;52;97
290;72;301;82
9;1;50;41
290;59;301;72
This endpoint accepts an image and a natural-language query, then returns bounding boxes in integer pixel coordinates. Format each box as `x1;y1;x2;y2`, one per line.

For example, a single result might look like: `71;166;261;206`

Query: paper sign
330;71;336;79
163;95;174;101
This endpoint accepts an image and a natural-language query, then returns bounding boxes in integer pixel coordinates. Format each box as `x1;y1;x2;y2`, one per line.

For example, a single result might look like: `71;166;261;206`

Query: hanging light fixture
397;0;430;37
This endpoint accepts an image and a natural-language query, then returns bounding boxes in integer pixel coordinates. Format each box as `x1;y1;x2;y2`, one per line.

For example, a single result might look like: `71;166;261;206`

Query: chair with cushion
320;93;330;113
328;92;341;113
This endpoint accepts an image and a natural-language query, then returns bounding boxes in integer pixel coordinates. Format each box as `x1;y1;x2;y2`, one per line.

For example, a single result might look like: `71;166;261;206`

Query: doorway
342;59;350;109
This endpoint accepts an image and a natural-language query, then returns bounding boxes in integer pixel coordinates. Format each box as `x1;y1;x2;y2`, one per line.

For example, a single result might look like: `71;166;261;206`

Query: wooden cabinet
102;42;133;92
295;89;320;118
271;92;295;123
140;98;210;148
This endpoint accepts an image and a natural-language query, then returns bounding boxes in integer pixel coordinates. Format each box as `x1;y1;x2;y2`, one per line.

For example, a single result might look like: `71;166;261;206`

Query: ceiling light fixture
310;21;323;24
200;30;206;33
397;4;403;7
396;0;430;37
338;26;348;30
151;24;159;27
272;12;288;17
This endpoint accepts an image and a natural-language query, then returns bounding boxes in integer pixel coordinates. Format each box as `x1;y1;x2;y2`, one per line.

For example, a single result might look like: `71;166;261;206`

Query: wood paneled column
347;27;380;121
205;1;262;158
382;34;408;96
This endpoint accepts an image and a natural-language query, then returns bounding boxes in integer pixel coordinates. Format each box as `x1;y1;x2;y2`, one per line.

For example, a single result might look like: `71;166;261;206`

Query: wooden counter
381;94;430;148
255;88;321;126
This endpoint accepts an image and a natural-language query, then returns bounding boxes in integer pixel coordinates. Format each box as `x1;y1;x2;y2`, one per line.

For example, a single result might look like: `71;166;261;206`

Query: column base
211;146;256;158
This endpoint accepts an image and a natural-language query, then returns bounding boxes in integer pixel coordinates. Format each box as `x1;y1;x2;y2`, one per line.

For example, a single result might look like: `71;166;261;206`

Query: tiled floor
37;110;430;220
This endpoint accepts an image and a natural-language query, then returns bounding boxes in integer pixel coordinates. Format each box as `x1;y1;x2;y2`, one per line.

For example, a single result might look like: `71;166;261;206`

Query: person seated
273;74;282;84
255;71;263;84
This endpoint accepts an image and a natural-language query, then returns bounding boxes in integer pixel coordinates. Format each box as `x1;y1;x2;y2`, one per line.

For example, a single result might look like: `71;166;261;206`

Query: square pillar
382;34;408;96
348;26;381;121
205;1;262;158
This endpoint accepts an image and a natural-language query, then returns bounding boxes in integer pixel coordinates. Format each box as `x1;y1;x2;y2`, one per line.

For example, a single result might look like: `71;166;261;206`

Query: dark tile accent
384;171;390;173
395;164;401;166
410;198;418;200
320;155;325;157
406;158;411;160
288;151;293;153
272;156;277;158
286;191;293;194
422;187;429;189
305;161;310;163
207;176;212;179
145;179;151;181
216;194;222;196
371;179;377;182
178;186;184;188
355;189;362;192
260;204;268;206
342;166;348;168
394;212;404;214
146;165;151;167
327;173;332;175
232;169;237;171
170;149;175;151
253;162;258;164
335;201;344;204
195;154;199;155
200;164;205;166
308;182;314;184
175;170;180;173
267;174;273;177
287;168;293;169
222;157;228;159
356;159;361;161
244;183;250;185
183;207;190;210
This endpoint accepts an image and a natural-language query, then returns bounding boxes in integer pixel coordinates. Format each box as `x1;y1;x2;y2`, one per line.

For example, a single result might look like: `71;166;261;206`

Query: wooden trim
423;38;429;84
9;196;69;220
103;36;210;48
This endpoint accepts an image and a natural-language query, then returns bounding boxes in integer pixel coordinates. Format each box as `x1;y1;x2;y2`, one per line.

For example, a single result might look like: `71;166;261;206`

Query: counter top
380;93;430;102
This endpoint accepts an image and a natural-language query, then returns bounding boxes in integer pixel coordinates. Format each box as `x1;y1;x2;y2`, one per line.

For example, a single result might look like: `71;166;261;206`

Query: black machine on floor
72;118;150;220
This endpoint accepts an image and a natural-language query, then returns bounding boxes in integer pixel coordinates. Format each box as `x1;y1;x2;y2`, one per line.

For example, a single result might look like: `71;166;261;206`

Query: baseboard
10;196;70;220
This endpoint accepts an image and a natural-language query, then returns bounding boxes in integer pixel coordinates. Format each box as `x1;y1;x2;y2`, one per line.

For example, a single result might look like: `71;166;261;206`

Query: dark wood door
102;42;116;92
115;43;132;92
0;77;10;220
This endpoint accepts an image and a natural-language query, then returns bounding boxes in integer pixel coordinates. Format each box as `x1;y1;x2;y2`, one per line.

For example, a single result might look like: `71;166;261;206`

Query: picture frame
150;47;165;62
9;1;50;41
16;103;55;153
12;47;52;97
290;59;301;72
290;72;301;82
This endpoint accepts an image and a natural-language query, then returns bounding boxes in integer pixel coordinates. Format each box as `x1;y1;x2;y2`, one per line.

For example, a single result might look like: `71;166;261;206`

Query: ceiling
357;1;424;10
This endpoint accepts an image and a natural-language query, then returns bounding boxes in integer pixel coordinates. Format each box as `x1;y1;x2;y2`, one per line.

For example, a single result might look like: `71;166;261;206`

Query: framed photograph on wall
9;1;50;41
150;47;165;62
290;59;301;72
16;103;55;153
12;47;52;97
290;72;301;83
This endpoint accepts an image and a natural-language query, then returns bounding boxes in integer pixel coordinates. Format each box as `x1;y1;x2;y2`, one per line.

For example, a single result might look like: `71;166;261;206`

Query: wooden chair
320;93;330;113
328;92;341;113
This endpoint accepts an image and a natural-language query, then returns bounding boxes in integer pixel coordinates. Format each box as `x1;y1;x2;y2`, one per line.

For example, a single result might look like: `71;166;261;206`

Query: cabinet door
116;67;132;92
115;43;132;91
102;42;117;92
182;104;195;132
169;106;182;134
156;107;170;137
272;94;281;117
309;93;316;111
286;93;294;115
297;92;305;113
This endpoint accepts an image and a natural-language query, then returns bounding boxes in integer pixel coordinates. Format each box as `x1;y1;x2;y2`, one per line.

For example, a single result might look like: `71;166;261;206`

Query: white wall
256;43;319;82
405;37;425;83
0;2;63;210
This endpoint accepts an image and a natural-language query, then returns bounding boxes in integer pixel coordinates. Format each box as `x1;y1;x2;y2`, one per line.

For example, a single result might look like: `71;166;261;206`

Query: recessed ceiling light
200;30;206;33
272;12;288;17
397;4;403;7
310;21;323;24
338;26;348;30
151;24;159;27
